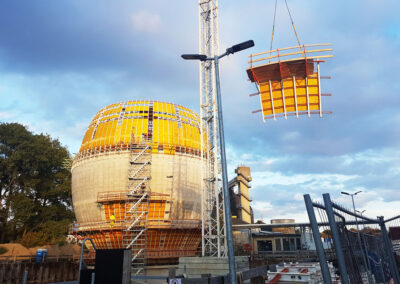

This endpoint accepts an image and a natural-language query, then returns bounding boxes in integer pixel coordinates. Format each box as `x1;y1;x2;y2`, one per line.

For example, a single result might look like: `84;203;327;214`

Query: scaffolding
71;100;205;266
199;0;227;258
122;135;152;277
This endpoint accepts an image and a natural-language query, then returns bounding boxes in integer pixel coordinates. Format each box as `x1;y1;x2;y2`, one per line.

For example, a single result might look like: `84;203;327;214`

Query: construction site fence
0;260;78;284
0;255;80;263
304;193;400;284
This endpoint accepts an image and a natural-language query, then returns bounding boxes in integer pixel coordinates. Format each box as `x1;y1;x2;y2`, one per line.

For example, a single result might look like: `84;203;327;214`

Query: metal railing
304;193;400;284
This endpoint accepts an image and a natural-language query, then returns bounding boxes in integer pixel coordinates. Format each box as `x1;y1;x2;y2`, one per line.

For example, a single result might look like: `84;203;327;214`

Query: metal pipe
23;270;28;284
323;193;350;284
378;216;400;284
232;219;376;229
214;55;236;284
384;215;400;223
303;194;332;284
78;237;97;283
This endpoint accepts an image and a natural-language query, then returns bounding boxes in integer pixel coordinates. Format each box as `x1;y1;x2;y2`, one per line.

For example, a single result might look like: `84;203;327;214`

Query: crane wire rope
269;0;303;58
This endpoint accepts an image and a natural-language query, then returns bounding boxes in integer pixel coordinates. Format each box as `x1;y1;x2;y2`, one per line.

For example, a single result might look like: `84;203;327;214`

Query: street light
341;191;362;231
182;39;254;284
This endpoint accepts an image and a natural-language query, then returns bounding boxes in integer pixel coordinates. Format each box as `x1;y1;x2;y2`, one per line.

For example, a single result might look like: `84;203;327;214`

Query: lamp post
341;191;362;231
182;40;254;284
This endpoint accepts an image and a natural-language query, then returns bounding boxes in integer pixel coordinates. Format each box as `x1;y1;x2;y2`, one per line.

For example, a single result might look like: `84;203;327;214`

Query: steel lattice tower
199;0;226;257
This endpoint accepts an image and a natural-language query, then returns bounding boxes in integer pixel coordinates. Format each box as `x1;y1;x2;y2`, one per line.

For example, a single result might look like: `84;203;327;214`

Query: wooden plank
0;264;5;283
306;77;310;117
317;61;322;117
247;56;333;82
15;263;21;284
280;80;287;119
268;80;276;120
293;76;298;118
38;265;43;284
247;59;315;82
249;48;333;64
49;263;56;283
6;263;12;284
43;265;49;284
250;43;332;57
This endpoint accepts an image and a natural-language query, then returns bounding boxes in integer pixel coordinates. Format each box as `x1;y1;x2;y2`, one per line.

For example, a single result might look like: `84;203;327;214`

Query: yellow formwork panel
79;101;202;155
259;73;321;118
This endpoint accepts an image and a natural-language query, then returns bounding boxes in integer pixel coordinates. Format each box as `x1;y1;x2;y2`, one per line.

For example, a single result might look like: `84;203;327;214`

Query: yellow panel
78;101;203;155
257;73;322;118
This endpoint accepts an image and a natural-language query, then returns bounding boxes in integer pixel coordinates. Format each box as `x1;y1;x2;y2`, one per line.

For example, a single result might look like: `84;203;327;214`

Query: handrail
249;48;333;64
249;43;332;57
249;55;333;72
384;215;400;223
78;237;97;283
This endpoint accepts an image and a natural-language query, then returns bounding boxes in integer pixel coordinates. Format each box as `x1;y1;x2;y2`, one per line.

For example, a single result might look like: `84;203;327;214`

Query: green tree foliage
0;122;74;246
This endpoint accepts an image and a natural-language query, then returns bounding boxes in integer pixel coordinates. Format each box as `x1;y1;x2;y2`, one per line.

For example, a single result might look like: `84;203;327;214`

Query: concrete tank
71;100;205;262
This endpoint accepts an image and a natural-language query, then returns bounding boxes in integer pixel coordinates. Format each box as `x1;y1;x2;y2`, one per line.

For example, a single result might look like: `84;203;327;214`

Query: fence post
23;270;28;284
323;193;350;284
378;216;400;284
303;194;332;284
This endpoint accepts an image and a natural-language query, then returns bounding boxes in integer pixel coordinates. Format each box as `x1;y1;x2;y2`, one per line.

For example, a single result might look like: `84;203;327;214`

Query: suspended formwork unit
247;44;333;121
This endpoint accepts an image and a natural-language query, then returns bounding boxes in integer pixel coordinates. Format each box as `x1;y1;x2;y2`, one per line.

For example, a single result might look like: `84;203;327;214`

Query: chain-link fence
304;193;400;284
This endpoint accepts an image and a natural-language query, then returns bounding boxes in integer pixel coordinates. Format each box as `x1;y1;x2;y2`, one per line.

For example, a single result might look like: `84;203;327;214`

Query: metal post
23;270;28;284
351;195;371;282
378;216;400;284
214;56;236;284
323;193;350;284
303;194;332;284
78;237;97;283
351;195;359;232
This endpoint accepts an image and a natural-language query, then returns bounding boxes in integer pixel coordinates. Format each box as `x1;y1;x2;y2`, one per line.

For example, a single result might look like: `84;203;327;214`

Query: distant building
228;166;253;224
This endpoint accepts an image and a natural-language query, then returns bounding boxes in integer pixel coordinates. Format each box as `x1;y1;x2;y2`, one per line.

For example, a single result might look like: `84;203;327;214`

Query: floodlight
226;40;254;55
181;54;207;61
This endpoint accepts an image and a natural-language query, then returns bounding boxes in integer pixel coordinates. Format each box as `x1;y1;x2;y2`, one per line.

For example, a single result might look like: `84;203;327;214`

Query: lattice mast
199;0;226;257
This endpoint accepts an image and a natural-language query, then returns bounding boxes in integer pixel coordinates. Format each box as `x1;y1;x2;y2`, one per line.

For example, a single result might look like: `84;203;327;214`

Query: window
275;239;282;251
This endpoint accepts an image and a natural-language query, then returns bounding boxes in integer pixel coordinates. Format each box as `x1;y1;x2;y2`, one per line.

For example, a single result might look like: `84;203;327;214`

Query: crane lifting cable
247;0;334;122
269;0;302;56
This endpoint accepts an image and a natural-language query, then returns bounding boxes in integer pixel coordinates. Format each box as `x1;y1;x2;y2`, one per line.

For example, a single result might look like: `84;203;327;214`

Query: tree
0;122;74;246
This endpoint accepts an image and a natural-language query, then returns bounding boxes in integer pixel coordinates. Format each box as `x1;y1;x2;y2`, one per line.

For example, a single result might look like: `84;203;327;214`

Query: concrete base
176;256;249;278
145;265;177;284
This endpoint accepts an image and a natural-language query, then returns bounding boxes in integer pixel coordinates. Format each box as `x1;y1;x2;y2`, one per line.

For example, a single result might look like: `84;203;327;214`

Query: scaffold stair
122;136;151;279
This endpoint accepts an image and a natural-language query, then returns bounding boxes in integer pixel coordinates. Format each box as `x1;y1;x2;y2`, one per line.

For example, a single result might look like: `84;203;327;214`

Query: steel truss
199;0;226;257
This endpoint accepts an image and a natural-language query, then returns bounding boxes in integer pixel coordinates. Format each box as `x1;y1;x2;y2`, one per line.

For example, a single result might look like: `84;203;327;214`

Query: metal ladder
122;135;151;279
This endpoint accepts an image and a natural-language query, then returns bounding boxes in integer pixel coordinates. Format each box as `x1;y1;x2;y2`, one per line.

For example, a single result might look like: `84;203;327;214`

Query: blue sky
1;0;399;222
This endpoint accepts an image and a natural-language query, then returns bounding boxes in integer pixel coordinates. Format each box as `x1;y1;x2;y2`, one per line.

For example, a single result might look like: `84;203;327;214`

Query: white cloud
131;11;161;33
0;111;13;119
